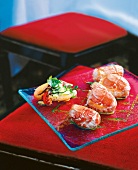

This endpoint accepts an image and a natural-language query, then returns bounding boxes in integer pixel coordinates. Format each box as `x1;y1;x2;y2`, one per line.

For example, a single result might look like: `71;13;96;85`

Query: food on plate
99;74;131;99
34;82;49;101
34;76;77;105
86;82;117;114
93;64;124;82
69;104;101;129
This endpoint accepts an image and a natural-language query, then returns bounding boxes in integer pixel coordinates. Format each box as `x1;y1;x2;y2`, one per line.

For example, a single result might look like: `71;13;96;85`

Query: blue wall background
0;0;14;30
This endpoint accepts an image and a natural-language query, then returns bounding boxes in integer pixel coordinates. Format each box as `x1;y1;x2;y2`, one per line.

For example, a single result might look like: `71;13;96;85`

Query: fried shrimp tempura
99;74;131;99
86;82;117;114
69;104;101;129
93;64;124;82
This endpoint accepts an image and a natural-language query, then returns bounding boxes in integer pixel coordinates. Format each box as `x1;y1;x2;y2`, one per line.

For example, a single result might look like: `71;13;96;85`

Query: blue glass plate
18;65;138;151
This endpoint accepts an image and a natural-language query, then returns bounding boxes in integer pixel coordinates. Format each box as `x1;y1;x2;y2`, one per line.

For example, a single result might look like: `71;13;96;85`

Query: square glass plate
18;65;138;151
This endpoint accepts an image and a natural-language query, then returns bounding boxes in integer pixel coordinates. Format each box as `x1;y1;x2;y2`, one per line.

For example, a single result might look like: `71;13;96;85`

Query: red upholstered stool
1;89;138;169
0;12;129;109
1;12;127;54
1;65;138;170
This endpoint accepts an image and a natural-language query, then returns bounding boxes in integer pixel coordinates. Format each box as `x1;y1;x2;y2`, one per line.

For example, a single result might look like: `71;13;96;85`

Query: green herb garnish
86;82;94;85
47;76;77;96
73;85;78;90
47;76;61;88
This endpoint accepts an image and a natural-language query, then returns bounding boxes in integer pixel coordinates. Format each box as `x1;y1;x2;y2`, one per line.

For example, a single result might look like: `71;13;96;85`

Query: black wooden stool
0;12;129;110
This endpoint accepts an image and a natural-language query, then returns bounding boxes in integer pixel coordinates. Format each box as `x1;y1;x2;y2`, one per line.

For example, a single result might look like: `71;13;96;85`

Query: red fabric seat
1;12;127;53
0;65;138;170
1;103;138;170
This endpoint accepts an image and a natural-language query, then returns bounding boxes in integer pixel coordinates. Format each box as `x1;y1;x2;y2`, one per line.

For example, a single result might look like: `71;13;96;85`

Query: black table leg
0;51;14;109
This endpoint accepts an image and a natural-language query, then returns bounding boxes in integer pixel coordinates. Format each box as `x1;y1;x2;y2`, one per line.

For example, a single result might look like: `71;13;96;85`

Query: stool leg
129;53;138;75
126;38;138;75
60;53;75;68
60;53;68;68
0;51;14;109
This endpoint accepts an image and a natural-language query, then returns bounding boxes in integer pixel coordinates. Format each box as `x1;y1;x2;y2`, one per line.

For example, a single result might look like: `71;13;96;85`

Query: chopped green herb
47;76;77;98
47;76;61;88
86;82;94;85
52;104;61;113
73;86;78;90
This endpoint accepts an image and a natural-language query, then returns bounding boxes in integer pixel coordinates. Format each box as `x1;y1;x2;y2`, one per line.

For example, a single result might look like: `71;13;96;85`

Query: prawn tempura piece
93;64;124;82
86;82;117;114
99;74;131;99
69;104;101;129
